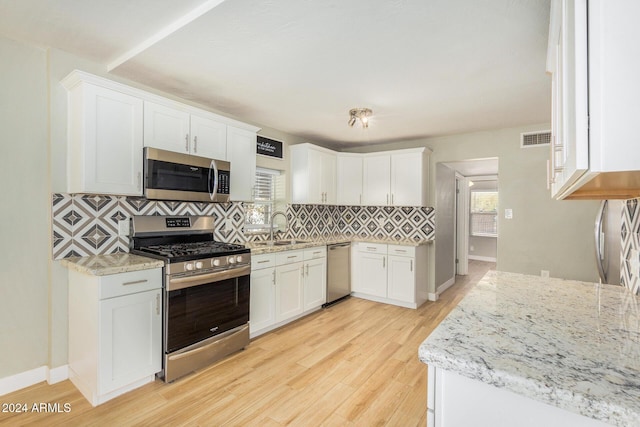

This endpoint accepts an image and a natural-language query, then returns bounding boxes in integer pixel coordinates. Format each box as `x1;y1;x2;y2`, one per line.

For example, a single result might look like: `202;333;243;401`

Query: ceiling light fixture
348;108;373;128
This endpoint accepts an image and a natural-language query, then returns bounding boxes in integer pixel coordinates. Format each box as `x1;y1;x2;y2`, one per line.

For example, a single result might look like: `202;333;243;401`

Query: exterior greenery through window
245;167;285;231
470;191;498;237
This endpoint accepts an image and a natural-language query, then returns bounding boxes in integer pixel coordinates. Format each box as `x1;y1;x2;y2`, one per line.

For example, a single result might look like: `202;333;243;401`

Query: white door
80;84;144;196
250;268;276;334
357;252;387;297
391;152;422;206
227;126;256;201
143;101;191;153
363;155;391;206
275;262;304;322
337;154;363;205
304;258;327;311
387;255;415;303
190;114;227;160
98;289;161;395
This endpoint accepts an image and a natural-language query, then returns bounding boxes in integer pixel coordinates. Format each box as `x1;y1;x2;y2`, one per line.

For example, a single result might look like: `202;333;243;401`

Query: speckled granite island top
61;253;164;275
419;270;640;427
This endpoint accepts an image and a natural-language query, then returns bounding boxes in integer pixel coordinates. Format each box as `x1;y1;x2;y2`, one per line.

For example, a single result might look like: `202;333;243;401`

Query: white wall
0;36;50;377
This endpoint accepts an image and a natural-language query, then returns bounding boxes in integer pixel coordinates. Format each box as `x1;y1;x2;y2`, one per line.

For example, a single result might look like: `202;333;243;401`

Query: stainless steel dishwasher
324;242;351;307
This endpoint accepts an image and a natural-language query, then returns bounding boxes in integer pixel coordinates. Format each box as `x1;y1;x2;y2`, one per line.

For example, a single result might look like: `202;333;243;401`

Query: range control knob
212;259;221;267
235;255;244;264
185;263;194;271
195;261;204;269
228;256;236;264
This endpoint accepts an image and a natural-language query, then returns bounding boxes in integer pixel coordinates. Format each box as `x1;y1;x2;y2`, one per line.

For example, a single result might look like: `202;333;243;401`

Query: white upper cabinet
290;143;337;204
62;70;260;199
189;114;227;160
362;155;391;206
390;150;429;206
291;143;430;207
336;154;363;205
363;148;430;206
143;101;191;154
63;75;144;196
143;101;228;160
547;0;640;199
227;126;257;202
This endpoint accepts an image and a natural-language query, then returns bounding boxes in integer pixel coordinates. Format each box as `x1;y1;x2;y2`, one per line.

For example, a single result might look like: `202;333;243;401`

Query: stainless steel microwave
143;147;231;203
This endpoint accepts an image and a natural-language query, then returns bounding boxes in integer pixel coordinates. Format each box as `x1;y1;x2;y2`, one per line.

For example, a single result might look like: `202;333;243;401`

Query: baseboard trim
47;365;69;385
437;277;455;295
0;365;69;396
469;255;497;262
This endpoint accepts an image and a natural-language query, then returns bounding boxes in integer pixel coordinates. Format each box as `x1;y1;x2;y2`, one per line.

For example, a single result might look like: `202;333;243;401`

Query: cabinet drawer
304;246;327;260
388;245;415;257
99;268;161;300
357;243;387;254
252;253;276;270
276;250;304;265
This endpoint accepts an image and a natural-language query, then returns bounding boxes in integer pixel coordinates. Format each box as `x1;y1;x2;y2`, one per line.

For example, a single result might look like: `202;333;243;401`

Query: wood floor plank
0;261;494;426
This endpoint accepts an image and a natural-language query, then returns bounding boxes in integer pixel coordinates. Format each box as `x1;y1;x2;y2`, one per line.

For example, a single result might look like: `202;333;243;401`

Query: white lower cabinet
250;246;326;338
68;268;162;406
351;243;428;309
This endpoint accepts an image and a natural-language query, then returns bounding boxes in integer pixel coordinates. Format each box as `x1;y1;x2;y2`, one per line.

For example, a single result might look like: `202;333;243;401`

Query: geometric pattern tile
51;193;248;259
52;193;437;260
621;198;640;295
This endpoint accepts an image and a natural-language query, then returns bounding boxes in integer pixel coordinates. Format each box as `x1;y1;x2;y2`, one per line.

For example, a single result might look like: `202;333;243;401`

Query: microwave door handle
209;160;219;201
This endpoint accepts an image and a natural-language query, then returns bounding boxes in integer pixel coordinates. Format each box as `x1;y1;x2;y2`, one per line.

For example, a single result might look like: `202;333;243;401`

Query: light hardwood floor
0;261;494;426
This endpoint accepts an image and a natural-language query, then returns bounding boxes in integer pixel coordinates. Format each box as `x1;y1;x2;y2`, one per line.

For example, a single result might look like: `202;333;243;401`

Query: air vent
521;131;551;148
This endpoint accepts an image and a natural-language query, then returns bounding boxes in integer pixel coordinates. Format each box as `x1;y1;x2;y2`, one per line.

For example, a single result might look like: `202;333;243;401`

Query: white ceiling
0;0;551;150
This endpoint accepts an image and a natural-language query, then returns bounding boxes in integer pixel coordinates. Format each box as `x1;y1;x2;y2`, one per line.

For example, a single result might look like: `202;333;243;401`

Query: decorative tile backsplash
621;198;640;295
52;194;436;260
52;194;247;259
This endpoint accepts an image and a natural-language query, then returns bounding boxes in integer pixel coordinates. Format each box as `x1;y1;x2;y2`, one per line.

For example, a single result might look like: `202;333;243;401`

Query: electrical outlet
378;218;385;226
118;219;130;237
225;219;232;230
296;218;302;227
631;249;640;277
505;209;513;219
541;270;550;279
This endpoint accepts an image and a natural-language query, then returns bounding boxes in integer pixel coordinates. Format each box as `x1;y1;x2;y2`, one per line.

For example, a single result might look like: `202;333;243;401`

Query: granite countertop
245;235;433;254
419;270;640;427
60;253;164;276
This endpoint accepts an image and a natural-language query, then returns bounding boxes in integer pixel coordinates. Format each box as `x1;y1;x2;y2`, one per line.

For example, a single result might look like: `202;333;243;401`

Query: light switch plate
505;209;513;219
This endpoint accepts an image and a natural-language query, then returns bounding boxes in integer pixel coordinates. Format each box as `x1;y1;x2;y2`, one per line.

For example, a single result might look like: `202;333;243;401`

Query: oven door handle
167;265;250;291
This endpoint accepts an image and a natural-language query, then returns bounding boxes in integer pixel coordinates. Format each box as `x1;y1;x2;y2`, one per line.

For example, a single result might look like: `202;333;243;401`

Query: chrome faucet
270;211;288;242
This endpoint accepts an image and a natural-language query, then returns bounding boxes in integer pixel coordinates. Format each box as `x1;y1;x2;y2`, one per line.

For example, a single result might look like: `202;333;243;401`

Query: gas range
130;215;250;275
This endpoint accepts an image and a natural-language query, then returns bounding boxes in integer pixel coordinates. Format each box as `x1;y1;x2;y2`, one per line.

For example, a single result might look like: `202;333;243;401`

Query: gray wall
0;37;50;377
351;125;601;293
435;164;456;289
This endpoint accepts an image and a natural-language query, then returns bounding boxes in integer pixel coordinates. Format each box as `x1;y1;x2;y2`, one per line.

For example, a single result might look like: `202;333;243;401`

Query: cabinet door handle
367;246;377;251
272;270;276;285
156;293;160;315
122;279;148;286
386;194;389;205
137;172;142;191
301;267;304;278
410;260;413;272
257;260;270;264
193;135;198;153
359;194;362;205
391;194;394;205
185;134;189;151
305;264;309;276
383;256;386;268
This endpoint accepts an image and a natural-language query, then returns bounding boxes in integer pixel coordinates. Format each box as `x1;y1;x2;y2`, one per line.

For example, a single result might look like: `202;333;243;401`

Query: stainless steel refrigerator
595;200;623;285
